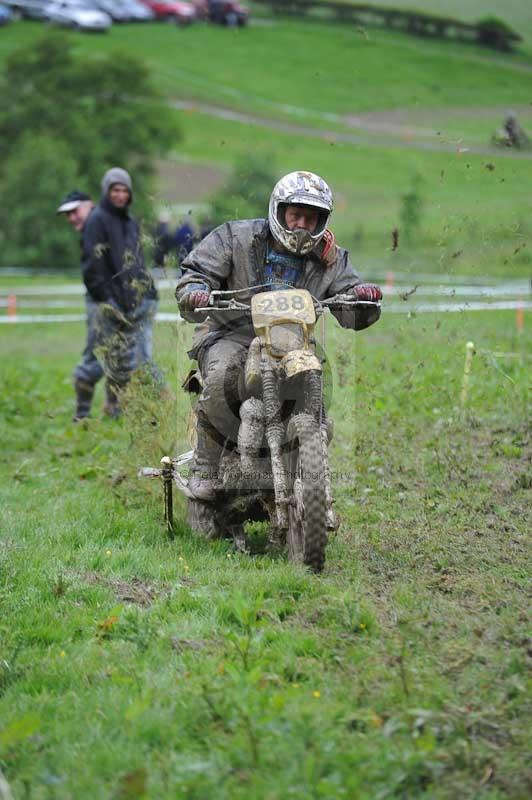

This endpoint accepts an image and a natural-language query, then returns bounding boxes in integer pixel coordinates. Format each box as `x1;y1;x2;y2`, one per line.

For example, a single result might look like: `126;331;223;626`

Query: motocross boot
188;412;222;502
73;379;95;422
103;382;121;419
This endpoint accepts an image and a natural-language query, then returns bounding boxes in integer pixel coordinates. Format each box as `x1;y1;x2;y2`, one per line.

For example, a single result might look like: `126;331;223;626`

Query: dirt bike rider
175;170;382;501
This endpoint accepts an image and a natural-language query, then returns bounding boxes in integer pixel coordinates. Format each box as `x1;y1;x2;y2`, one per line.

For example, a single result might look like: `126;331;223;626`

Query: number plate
251;289;316;328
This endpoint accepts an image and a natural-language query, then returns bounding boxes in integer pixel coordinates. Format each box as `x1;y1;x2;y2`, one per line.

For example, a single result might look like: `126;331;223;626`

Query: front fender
281;349;322;379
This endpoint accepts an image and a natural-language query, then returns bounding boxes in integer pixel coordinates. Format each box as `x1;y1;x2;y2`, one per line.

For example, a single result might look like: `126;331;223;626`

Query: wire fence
0;276;530;323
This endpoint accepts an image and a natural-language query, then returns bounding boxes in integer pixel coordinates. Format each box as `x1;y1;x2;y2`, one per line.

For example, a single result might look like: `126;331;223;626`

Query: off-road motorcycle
140;287;380;572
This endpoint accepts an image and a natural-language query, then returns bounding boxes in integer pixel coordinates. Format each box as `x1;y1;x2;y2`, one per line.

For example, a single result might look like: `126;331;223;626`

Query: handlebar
195;290;381;313
319;294;382;308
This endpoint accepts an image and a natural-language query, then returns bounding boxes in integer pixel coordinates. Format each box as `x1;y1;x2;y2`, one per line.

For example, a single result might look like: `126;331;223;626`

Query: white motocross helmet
268;171;333;255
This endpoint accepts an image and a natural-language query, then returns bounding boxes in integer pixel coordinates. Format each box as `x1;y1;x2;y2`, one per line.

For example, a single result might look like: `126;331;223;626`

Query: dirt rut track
170;99;532;158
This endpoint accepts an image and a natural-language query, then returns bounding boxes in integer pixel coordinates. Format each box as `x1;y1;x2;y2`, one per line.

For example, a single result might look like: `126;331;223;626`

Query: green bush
0;136;79;269
476;16;521;51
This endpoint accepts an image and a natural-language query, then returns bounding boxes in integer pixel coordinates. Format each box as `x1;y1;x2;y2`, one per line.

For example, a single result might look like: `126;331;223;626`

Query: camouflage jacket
175;219;380;359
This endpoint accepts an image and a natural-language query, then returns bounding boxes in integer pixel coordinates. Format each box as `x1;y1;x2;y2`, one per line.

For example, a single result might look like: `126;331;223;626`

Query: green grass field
1;8;531;797
1;309;530;798
4;19;531;113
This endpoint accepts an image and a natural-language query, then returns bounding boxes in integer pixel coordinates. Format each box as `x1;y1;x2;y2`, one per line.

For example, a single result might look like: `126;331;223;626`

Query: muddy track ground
170;99;532;158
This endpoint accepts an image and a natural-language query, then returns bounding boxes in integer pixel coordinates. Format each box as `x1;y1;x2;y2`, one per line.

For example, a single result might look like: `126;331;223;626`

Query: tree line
0;32;179;269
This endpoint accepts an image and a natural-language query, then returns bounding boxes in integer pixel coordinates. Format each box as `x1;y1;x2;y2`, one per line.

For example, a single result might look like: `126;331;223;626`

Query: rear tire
286;413;327;572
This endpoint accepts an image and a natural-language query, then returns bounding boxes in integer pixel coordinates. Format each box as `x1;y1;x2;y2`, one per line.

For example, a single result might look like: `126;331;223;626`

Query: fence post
460;341;475;409
161;456;175;537
516;296;525;333
7;294;17;319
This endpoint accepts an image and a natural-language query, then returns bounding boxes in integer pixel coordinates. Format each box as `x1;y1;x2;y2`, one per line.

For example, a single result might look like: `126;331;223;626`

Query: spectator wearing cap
81;167;162;417
57;190;107;421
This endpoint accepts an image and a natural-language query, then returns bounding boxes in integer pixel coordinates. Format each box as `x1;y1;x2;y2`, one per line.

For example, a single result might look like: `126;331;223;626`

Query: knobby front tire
286;413;327;573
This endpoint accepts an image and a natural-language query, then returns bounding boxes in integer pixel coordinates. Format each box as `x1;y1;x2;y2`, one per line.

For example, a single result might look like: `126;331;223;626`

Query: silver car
90;0;131;21
118;0;154;20
45;0;112;30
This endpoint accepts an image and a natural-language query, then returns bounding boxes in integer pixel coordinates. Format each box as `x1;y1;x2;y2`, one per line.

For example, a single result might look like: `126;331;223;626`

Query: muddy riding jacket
175;219;380;360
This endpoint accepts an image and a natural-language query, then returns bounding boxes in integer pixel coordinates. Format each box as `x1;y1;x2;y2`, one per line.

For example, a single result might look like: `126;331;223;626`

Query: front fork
306;369;337;531
262;362;337;533
262;360;290;530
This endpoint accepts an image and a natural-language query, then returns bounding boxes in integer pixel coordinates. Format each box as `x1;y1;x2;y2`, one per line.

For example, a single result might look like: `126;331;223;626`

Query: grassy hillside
251;0;532;51
3;20;531;114
176;110;532;278
1;21;532;276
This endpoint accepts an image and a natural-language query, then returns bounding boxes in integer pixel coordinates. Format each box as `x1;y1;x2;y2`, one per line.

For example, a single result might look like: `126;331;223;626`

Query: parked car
3;0;49;20
45;0;112;30
192;0;247;26
140;0;195;24
90;0;131;21
0;3;13;23
118;0;154;21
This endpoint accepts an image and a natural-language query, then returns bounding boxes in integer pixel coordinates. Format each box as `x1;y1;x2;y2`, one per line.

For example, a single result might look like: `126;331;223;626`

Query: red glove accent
182;290;210;314
352;284;382;302
320;229;337;268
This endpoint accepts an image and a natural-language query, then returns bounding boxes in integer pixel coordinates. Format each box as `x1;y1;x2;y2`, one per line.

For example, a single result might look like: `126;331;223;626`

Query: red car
141;0;196;23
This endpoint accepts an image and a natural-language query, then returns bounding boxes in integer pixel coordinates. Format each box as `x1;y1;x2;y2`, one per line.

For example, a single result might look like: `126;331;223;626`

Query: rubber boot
103;382;121;419
188;412;223;502
73;379;95;422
